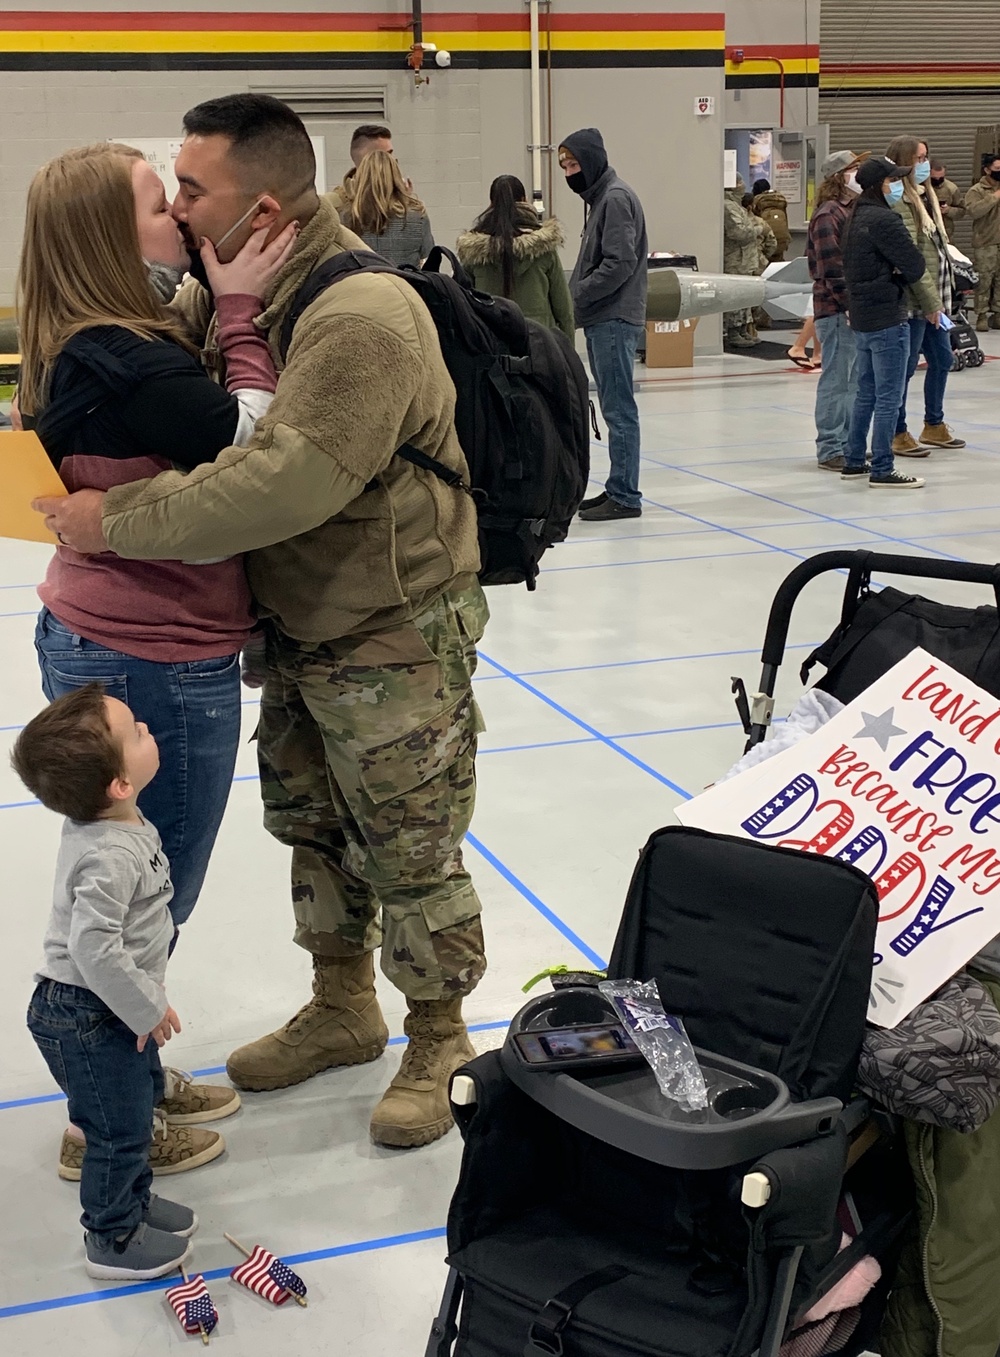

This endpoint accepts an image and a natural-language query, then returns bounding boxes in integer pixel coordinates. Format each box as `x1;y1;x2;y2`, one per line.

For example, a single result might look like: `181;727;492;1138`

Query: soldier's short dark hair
183;92;316;196
11;684;123;822
351;123;392;156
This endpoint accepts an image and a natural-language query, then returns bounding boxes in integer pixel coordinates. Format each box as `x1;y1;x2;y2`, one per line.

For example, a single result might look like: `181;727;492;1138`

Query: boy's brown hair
11;684;124;822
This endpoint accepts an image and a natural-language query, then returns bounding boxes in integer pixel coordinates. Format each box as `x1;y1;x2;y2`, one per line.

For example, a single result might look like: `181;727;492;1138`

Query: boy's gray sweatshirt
36;817;173;1035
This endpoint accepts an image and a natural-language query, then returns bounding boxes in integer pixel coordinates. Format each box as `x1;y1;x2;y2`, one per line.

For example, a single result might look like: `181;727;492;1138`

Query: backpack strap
523;1265;628;1356
419;244;474;290
278;248;402;362
33;332;144;445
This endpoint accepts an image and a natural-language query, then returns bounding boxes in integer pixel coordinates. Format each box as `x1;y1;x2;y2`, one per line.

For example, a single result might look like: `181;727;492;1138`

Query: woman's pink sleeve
214;293;278;394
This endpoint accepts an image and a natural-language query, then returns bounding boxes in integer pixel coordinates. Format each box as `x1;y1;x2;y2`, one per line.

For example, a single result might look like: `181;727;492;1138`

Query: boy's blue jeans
845;324;911;478
28;980;163;1243
34;608;242;929
585;319;644;509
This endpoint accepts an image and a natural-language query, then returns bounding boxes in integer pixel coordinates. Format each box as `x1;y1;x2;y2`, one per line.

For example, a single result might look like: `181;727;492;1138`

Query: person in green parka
456;175;575;341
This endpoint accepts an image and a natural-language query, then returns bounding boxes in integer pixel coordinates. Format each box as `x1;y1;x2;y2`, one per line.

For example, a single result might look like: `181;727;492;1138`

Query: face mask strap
212;198;267;252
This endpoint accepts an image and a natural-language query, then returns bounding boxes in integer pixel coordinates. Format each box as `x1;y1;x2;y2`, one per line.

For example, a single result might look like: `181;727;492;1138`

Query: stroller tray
502;988;840;1170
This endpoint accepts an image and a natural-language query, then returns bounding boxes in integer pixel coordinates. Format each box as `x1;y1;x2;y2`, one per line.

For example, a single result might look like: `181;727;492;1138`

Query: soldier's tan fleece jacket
102;198;480;643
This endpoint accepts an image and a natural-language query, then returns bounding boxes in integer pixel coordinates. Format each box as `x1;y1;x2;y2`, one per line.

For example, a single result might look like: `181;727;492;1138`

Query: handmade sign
677;649;1000;1027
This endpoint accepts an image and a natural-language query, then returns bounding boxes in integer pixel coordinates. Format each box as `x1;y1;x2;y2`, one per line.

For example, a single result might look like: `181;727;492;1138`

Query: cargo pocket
352;689;480;882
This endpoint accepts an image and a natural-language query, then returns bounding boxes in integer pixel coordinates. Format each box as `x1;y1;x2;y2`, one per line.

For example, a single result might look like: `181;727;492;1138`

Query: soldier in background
929;160;966;242
724;174;766;347
965;152;1000;331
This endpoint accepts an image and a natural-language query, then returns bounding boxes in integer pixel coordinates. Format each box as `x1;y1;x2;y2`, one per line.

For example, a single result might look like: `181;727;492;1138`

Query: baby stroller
426;827;907;1357
947;250;984;371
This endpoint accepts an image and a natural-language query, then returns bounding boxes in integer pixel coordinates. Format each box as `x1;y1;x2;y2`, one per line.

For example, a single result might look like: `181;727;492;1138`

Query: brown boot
369;997;475;1148
891;431;928;458
978;315;990;333
919;422;966;449
226;953;388;1091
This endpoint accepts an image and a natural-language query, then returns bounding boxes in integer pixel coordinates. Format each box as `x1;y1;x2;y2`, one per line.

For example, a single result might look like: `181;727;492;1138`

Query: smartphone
513;1024;636;1065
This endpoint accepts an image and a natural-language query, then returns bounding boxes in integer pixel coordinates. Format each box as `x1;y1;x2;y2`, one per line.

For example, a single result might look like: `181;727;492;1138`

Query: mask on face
884;180;905;206
183;198;267;293
914;161;931;185
565;170;587;195
145;259;185;302
844;172;861;196
931;175;945;187
991;170;1000;183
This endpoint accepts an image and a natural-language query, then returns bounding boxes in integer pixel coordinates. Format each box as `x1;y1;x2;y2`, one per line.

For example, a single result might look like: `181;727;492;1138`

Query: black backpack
279;246;591;590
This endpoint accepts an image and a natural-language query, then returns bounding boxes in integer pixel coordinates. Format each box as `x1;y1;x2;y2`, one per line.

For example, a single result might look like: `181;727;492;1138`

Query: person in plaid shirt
808;150;866;471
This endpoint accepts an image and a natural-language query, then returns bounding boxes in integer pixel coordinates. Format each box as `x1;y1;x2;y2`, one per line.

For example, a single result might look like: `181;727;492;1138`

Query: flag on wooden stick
165;1273;218;1339
227;1237;308;1306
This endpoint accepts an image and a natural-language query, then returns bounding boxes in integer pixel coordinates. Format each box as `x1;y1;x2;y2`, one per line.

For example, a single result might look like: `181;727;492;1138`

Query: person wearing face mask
15;143;297;1180
964;153;1000;331
884;136;965;456
929;161;966;242
806;150;865;470
841;156;929;488
558;128;648;521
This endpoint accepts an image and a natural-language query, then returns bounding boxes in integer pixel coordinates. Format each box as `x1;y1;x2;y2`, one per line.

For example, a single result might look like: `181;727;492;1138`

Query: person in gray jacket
559;128;648;521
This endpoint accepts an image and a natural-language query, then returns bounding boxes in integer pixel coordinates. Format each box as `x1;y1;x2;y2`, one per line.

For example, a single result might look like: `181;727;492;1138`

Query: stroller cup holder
501;988;842;1171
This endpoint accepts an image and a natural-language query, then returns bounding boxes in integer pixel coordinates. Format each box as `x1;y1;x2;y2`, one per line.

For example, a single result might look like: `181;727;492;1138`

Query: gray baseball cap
821;149;869;179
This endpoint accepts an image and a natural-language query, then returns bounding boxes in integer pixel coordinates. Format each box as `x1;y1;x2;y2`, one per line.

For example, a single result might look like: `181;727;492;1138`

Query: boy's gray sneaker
144;1194;198;1238
85;1222;192;1280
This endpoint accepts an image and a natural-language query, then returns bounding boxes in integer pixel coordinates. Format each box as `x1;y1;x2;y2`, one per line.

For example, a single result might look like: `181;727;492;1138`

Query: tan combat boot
226;952;388;1091
369;997;475;1148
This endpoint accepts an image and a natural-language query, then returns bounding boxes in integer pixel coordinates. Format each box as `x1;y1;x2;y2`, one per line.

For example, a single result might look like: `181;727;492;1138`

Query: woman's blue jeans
846;324;911;479
34;608;242;929
895;314;953;434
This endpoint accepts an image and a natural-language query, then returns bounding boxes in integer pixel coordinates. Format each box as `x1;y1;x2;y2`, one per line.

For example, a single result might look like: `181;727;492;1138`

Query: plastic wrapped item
599;978;709;1112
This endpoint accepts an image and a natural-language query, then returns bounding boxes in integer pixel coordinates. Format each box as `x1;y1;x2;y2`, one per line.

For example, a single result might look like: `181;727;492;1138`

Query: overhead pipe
527;0;545;216
728;48;786;128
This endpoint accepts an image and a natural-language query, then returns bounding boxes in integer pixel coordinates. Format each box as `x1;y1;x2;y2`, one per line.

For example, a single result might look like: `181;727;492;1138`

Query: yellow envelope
0;430;66;544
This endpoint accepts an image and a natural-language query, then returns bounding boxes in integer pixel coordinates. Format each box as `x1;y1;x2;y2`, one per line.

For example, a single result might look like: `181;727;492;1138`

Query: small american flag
230;1245;307;1305
165;1274;219;1335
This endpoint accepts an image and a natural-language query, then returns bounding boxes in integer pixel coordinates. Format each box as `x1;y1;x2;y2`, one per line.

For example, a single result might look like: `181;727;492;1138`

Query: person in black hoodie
841;155;930;489
558;128;648;522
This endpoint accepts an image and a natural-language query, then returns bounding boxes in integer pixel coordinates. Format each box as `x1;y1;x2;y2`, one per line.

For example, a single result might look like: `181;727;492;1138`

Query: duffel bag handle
421;245;474;290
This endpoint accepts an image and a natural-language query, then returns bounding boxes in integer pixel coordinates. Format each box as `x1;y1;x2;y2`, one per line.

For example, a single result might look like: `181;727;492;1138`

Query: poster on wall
676;649;1000;1028
112;136;328;200
773;158;802;203
724;129;773;193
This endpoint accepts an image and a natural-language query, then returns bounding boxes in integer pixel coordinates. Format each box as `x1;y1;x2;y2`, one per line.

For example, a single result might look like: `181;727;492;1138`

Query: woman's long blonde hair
346;150;426;237
885;134;947;240
16;143;189;413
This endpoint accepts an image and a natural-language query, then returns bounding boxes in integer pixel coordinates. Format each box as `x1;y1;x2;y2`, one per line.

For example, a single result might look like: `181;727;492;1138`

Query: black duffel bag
801;560;1000;704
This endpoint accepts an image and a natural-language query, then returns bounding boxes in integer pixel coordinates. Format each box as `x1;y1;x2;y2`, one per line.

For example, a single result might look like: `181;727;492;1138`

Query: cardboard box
644;317;698;369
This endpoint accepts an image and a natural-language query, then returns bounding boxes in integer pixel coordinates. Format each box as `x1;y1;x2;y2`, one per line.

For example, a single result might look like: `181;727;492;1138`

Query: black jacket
842;197;927;334
560;128;648;327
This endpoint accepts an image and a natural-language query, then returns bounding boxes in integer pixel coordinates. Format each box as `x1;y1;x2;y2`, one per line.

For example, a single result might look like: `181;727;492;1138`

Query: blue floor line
0;1226;449;1320
0;1021;514;1113
466;832;607;970
514;642;816;678
0;610;43;620
543;546;770;574
478;649;692;801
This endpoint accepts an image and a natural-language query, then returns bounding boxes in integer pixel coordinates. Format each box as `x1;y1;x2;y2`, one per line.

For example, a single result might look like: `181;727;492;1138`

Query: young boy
13;684;205;1279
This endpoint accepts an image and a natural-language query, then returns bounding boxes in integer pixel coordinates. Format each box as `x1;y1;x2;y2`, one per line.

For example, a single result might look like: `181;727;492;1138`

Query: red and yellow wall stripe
726;44;819;91
822;63;1000;95
0;9;727;71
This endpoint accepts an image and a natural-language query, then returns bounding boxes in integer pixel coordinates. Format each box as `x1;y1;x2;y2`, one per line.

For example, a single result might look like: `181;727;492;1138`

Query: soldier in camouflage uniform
47;95;488;1150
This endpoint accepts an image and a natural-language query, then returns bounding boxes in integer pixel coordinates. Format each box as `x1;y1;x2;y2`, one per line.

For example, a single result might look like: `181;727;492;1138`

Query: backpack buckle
500;353;533;374
524;1299;572;1355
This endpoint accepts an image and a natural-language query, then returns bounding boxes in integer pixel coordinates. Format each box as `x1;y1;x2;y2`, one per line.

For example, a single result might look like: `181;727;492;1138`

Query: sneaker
144;1194;198;1238
59;1117;226;1181
85;1222;192;1281
578;499;642;522
818;457;845;471
148;1111;226;1176
919;422;966;449
160;1068;241;1125
870;471;925;489
577;491;608;514
892;431;928;457
840;464;871;479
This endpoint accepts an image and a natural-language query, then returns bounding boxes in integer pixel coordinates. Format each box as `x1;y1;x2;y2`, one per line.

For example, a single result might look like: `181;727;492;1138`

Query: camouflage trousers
258;582;490;1001
972;245;1000;320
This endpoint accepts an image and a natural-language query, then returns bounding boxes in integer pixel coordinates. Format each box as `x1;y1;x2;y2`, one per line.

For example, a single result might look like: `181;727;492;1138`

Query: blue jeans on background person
813;313;858;464
584;319;644;510
28;980;163;1242
35;608;242;929
845;323;911;478
895;314;953;433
